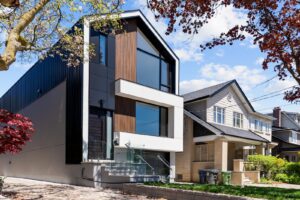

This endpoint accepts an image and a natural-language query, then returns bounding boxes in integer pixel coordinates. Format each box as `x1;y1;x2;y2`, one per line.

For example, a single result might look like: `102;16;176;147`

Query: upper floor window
136;30;174;93
233;112;243;128
254;119;264;132
135;102;168;137
90;34;107;65
214;106;225;124
290;131;298;143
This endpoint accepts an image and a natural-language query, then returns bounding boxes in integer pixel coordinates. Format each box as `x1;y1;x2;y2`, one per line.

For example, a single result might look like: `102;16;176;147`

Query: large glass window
233;112;243;128
213;106;225;124
136;102;168;137
136;30;174;93
90;34;107;65
136;50;160;89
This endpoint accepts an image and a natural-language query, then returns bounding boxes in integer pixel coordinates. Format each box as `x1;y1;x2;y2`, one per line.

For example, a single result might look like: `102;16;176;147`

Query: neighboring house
0;10;183;186
270;107;300;162
176;80;275;182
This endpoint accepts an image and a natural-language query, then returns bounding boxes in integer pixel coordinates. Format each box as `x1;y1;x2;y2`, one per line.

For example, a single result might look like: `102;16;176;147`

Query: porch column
170;152;176;183
255;144;265;155
214;139;228;171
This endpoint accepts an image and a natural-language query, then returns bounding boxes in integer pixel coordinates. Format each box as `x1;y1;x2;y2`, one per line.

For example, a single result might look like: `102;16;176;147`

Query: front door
88;106;113;160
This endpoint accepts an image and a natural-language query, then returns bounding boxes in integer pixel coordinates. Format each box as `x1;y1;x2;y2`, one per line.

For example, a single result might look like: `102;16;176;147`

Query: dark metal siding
0;51;83;164
0;55;66;113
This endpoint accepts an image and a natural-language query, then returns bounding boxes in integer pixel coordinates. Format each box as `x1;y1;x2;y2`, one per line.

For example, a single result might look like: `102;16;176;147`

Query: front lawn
145;182;300;200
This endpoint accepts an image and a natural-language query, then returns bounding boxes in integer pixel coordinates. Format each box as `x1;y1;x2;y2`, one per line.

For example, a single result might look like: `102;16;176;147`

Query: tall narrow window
213;106;225;124
233;112;243;128
90;34;107;65
99;34;107;65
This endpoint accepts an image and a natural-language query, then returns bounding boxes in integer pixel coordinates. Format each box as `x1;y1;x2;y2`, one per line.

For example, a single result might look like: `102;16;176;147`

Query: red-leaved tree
0;109;34;154
148;0;300;101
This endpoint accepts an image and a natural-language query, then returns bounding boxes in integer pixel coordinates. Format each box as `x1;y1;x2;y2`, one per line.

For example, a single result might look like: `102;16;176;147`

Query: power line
256;103;295;112
251;75;277;89
186;85;295;114
251;85;296;101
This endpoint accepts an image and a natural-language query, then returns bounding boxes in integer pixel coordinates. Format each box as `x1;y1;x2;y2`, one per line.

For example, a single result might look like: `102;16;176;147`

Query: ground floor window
195;143;214;162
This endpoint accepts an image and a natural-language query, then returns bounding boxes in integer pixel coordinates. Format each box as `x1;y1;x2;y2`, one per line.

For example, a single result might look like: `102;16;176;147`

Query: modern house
270;107;300;162
0;10;183;186
175;80;275;183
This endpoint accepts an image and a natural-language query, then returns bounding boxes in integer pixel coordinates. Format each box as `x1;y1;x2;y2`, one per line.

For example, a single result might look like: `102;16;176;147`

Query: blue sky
0;0;299;114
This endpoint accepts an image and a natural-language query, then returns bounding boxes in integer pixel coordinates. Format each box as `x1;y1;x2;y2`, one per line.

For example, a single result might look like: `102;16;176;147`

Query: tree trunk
0;0;50;71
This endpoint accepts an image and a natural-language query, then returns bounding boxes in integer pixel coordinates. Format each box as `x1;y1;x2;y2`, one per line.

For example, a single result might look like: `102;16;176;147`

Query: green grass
144;182;300;200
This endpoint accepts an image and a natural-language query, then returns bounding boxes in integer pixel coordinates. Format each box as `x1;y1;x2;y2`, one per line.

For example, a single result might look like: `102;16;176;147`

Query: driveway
1;177;161;200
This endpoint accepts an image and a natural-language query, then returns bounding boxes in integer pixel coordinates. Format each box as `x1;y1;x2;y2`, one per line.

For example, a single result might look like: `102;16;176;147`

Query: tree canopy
0;0;123;70
0;109;34;154
149;0;300;101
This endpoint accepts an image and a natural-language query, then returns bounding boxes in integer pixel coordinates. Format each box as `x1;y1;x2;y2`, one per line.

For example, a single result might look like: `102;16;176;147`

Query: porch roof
185;110;269;143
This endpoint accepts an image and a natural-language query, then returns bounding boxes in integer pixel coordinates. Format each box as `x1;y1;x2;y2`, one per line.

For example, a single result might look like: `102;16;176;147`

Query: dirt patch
1;178;164;200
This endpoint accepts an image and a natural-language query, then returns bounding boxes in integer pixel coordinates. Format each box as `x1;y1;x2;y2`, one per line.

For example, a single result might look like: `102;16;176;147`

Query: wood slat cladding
114;96;135;133
115;20;137;81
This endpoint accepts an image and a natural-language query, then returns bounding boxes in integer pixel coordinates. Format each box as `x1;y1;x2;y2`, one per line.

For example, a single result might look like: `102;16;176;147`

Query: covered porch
191;137;269;182
175;111;274;183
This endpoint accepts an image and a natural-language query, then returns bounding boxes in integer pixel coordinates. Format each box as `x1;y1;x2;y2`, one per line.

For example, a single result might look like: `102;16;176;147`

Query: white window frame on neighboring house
254;119;263;132
214;106;225;124
233;112;243;128
290;131;298;143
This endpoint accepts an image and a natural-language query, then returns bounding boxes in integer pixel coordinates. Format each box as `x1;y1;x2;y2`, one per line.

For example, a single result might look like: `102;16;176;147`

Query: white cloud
180;63;267;94
180;79;221;94
133;0;247;62
174;48;203;63
264;78;297;94
255;57;264;65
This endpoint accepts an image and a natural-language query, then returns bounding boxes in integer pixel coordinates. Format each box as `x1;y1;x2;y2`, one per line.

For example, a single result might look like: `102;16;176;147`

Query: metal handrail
157;154;172;170
136;155;155;175
124;143;155;175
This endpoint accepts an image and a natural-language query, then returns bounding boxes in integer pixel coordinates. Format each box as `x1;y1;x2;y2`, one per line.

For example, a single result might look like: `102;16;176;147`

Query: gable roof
185;110;269;143
184;79;274;120
183;80;234;103
282;111;300;130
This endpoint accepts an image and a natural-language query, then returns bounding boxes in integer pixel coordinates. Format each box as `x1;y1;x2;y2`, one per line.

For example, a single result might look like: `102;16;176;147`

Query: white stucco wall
0;81;82;184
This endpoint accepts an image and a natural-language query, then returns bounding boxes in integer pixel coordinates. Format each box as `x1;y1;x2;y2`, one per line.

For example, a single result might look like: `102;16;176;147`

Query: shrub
284;162;300;176
0;177;5;193
288;175;300;184
274;173;289;183
247;155;278;179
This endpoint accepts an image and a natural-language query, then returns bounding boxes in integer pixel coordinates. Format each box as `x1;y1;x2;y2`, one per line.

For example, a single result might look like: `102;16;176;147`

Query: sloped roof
185;110;269;143
212;123;269;142
183;80;234;103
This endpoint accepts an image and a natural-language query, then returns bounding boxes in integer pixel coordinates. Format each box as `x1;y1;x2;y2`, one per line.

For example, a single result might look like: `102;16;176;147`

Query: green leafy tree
0;0;124;70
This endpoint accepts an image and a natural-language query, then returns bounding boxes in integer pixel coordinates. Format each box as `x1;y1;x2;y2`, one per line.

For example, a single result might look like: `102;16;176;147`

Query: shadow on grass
145;183;300;200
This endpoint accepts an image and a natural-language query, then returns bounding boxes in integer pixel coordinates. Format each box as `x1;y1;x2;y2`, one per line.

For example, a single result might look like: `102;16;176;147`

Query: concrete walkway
246;183;300;189
1;177;163;200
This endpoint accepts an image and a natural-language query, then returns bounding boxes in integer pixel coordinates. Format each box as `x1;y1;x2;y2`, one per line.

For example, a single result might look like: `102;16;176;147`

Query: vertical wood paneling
114;96;135;133
115;20;137;81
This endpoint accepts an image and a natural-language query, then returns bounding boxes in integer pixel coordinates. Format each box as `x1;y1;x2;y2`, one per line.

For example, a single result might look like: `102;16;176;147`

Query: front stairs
100;162;161;183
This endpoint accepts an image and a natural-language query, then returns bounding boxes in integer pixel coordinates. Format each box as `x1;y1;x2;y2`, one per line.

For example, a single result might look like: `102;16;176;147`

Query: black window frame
135;101;168;137
90;32;108;66
136;48;174;94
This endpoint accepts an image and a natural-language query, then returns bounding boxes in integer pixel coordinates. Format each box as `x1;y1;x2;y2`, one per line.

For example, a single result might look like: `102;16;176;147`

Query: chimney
273;107;281;127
